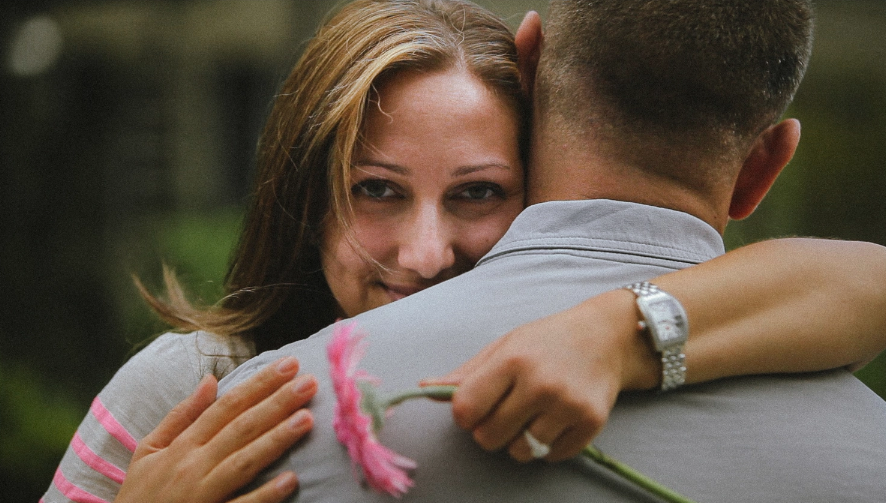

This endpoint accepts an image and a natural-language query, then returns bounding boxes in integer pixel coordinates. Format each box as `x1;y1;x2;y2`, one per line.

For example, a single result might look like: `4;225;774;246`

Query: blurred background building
1;0;884;500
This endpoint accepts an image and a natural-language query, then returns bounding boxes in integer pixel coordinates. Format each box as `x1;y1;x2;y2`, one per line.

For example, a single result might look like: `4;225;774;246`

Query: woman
43;1;886;502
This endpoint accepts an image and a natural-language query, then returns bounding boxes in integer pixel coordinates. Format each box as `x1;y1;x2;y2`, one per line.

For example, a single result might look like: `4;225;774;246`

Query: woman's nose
397;203;456;279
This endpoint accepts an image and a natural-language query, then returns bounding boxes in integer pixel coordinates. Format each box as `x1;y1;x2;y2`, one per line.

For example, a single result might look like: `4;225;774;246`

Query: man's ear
729;119;801;220
515;11;543;97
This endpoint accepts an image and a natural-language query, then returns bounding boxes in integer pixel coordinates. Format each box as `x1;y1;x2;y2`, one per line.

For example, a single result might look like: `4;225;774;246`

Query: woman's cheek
352;213;399;262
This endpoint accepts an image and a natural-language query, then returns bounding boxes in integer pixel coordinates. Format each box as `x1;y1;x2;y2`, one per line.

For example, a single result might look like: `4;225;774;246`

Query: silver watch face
638;294;688;350
649;299;685;341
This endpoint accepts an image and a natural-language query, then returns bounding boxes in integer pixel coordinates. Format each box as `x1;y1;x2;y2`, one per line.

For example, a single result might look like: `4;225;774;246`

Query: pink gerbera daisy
327;321;417;497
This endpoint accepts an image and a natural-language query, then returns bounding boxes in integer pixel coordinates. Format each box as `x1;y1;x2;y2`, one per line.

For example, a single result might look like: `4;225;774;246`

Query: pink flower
328;322;417;497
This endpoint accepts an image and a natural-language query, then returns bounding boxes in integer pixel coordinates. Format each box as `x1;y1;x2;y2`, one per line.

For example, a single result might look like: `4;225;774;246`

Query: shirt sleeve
40;331;250;503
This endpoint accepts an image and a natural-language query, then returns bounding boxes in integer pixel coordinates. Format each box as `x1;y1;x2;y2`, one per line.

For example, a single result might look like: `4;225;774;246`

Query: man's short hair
538;0;814;175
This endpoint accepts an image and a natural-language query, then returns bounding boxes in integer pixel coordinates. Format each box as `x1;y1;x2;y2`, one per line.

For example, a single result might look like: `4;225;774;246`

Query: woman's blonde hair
138;0;526;354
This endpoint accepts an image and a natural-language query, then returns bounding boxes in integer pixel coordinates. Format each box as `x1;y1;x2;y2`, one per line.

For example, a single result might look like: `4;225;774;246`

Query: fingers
448;335;522;431
469;377;540;453
120;358;314;503
205;373;317;462
475;375;611;462
136;374;218;456
449;319;617;464
450;360;514;432
228;471;298;503
509;409;598;463
184;357;302;446
209;407;314;498
549;423;597;461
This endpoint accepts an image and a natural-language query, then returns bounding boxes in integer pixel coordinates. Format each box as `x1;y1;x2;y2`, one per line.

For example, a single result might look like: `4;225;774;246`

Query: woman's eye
456;184;503;201
352;179;396;199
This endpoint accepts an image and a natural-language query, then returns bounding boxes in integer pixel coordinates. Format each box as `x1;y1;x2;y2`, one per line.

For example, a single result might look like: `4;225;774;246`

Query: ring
523;430;551;459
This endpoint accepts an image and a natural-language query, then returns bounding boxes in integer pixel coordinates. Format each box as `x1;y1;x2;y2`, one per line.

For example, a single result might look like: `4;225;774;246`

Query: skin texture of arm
658;238;886;380
115;357;316;503
433;238;886;462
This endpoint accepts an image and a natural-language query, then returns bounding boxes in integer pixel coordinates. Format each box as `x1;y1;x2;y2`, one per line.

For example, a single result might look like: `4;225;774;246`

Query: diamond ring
523;430;551;459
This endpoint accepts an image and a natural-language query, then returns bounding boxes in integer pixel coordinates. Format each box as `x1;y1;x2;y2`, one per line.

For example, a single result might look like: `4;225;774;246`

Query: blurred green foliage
856;353;886;397
0;364;85;497
0;208;244;500
152;208;242;307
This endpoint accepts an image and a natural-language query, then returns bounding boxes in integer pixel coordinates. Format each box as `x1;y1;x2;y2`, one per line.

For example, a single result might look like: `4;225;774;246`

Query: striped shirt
42;332;252;503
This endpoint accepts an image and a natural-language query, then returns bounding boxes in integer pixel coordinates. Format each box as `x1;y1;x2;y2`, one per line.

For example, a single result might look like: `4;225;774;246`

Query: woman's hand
116;357;317;503
425;291;659;463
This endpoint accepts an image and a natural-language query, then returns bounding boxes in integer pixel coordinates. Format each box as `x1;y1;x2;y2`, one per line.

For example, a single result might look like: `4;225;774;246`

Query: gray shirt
220;199;886;502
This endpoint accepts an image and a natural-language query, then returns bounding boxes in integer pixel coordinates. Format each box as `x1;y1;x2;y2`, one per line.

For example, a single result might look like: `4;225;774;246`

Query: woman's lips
382;283;426;301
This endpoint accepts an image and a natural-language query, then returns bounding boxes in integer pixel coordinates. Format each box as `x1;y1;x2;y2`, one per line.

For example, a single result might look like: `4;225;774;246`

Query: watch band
660;347;687;392
624;281;687;391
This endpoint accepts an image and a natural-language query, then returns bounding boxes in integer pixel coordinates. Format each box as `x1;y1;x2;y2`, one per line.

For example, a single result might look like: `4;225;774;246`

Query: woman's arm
655;238;886;380
433;238;886;462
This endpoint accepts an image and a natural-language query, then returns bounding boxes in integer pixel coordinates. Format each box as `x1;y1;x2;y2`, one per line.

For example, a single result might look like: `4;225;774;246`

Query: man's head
518;0;814;231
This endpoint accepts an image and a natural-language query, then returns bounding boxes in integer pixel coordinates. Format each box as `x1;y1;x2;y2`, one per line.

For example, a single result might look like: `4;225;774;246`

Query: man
220;1;886;501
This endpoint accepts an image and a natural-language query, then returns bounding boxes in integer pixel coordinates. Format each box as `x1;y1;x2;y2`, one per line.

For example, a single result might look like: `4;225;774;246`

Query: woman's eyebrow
453;163;513;177
352;161;513;177
353;161;409;175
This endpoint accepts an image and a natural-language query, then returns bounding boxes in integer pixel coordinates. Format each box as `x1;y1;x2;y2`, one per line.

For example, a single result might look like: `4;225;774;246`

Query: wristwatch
623;281;688;391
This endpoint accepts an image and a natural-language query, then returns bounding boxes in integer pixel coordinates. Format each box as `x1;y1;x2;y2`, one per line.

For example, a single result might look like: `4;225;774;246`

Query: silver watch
623;281;688;391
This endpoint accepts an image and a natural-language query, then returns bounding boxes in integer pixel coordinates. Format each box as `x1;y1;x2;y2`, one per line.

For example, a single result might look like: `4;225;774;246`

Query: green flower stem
582;445;696;503
378;385;696;503
384;385;458;408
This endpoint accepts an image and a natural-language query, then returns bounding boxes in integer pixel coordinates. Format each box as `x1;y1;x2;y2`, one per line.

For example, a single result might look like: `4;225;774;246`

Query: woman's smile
380;281;428;301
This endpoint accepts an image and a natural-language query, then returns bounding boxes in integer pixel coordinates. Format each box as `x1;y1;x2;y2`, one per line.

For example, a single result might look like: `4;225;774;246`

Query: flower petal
328;322;417;497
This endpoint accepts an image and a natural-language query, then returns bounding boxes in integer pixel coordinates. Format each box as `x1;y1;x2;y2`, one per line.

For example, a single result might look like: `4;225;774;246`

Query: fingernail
276;357;298;374
293;375;316;395
275;471;298;493
289;409;312;430
421;377;457;386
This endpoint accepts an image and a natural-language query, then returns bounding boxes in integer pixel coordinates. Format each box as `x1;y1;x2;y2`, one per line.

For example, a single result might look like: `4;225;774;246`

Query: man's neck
526;142;732;234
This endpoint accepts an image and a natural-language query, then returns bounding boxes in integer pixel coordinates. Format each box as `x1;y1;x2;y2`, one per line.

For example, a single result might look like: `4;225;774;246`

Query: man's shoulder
601;370;886;502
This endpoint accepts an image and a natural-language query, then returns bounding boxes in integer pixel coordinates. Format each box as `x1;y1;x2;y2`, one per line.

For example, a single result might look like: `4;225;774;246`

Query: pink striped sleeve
71;432;126;484
51;467;110;503
90;397;138;452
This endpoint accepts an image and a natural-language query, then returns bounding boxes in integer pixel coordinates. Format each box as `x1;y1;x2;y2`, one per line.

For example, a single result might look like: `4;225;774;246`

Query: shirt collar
477;199;726;267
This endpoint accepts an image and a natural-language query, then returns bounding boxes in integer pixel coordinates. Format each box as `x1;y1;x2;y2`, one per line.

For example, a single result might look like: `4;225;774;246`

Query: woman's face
322;68;525;318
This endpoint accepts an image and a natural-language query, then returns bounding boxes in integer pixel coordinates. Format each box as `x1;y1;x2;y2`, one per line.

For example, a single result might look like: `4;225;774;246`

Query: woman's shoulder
137;330;256;378
95;331;255;439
